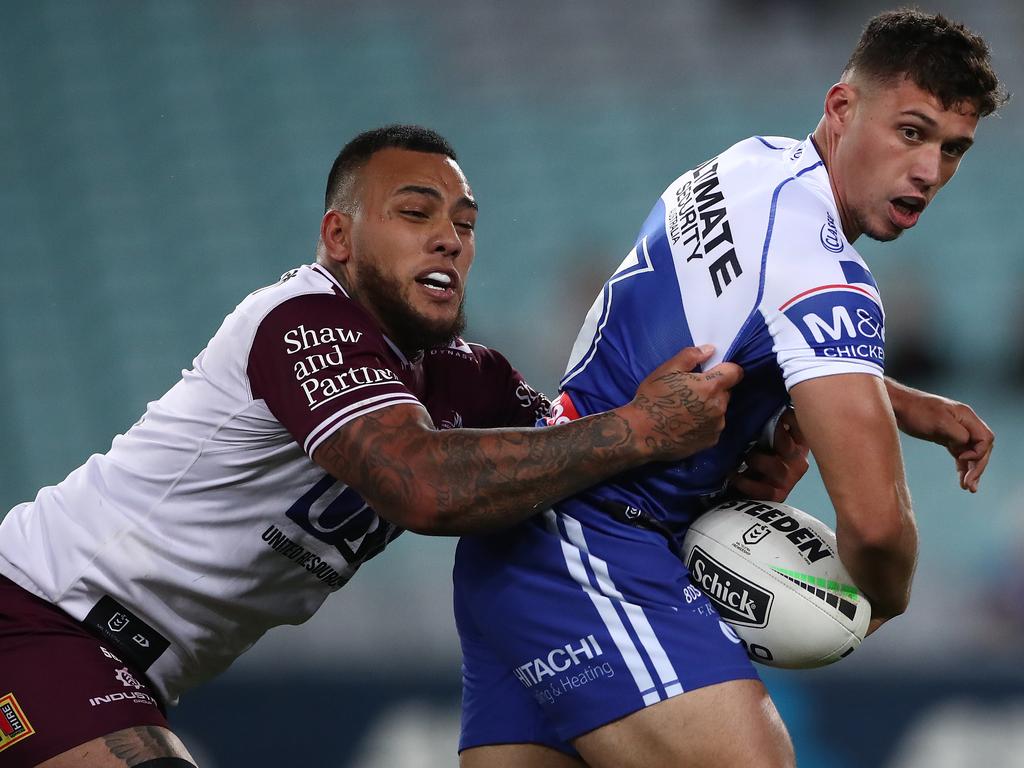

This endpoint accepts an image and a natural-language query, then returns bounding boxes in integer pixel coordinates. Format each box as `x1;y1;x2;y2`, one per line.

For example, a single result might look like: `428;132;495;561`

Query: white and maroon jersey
0;264;548;704
553;135;885;536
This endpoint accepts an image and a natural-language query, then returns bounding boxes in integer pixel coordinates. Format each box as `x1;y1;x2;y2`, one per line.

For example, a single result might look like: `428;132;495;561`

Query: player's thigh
573;679;794;768
0;577;175;768
37;726;196;768
461;744;586;768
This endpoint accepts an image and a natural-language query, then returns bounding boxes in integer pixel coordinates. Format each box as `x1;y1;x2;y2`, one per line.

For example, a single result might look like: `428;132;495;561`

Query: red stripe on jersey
545;392;582;425
778;283;874;311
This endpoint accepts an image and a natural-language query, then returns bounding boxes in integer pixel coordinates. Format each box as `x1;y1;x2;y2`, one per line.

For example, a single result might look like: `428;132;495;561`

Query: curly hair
843;8;1009;116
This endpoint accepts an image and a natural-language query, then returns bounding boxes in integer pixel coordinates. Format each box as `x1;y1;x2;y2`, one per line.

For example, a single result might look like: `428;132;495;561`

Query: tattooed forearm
316;404;640;534
314;352;737;535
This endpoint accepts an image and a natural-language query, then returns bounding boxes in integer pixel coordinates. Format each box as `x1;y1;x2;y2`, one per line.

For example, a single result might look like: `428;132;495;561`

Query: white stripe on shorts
555;511;684;700
543;510;661;705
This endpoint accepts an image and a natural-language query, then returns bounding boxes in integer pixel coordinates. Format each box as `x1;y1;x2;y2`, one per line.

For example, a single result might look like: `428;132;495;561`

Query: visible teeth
425;272;451;286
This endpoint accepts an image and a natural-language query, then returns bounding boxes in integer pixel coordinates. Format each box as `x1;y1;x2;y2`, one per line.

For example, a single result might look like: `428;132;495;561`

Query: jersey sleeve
247;293;422;456
759;186;885;390
471;346;551;428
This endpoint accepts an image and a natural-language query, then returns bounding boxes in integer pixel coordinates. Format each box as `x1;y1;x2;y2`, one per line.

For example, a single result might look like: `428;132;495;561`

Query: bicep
312;402;436;526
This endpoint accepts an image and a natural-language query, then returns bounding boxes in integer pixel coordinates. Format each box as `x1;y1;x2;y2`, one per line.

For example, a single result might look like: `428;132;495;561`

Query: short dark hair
324;124;458;213
843;8;1009;117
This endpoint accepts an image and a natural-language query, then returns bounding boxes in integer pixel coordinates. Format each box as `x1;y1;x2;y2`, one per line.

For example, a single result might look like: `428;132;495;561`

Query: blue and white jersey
557;135;885;537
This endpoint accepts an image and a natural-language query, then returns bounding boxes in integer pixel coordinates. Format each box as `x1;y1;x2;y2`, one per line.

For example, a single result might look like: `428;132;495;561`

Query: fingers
732;450;809;502
963;446;993;493
704;361;744;390
730;473;788;503
951;405;994;493
772;411;809;461
660;344;715;373
778;409;807;448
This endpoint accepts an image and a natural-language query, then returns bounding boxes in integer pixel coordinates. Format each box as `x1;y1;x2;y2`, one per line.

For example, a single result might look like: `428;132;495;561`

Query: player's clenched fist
624;344;743;462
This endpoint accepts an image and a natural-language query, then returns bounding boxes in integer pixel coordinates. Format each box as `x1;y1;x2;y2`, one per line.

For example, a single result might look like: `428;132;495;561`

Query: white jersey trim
302;394;423;456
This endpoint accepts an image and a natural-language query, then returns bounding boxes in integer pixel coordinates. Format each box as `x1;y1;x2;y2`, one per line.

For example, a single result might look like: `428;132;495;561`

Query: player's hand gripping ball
683;499;871;668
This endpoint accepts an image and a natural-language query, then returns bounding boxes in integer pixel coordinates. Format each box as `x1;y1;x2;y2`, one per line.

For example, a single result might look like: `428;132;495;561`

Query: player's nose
910;146;942;189
429;219;463;258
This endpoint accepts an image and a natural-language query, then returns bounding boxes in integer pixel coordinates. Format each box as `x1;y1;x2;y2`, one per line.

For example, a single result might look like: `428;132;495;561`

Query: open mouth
889;196;926;229
892;196;925;216
415;270;457;296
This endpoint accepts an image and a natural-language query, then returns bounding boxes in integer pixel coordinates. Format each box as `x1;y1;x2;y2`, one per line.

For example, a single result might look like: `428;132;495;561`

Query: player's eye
900;126;921;142
401;210;429;219
942;143;968;159
456;220;475;232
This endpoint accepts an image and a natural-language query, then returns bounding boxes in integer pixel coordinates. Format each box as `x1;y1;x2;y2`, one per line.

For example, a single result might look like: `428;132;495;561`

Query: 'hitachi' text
514;635;604;687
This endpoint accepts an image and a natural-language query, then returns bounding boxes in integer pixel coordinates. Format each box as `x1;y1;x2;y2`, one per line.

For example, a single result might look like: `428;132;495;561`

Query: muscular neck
811;120;861;243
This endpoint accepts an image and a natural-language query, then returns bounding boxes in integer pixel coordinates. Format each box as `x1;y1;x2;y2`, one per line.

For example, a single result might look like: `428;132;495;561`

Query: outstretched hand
627;344;743;463
886;378;994;493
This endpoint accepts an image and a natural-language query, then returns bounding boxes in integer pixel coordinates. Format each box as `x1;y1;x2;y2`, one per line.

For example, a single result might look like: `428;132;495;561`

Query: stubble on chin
354;259;466;352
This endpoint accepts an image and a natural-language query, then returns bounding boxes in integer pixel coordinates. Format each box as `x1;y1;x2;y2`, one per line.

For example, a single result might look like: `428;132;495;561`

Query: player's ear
824;82;857;134
320;209;354;264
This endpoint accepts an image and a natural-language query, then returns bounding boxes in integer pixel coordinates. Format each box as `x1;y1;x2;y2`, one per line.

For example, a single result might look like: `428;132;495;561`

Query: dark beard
354;259;466;355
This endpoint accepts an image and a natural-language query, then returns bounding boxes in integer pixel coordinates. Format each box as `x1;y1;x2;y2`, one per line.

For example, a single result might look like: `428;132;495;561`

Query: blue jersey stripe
840;260;879;291
723;160;823;361
562;198;695;400
754;136;787;150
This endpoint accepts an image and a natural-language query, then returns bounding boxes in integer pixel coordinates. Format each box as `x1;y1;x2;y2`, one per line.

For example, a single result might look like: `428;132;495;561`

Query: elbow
380;498;458;536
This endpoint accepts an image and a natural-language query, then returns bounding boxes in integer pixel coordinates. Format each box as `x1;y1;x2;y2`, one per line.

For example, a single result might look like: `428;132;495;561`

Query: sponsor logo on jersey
667;156;743;297
298;365;399;410
820;211;844;253
780;285;884;370
281;475;399;569
115;667;143;690
687;546;773;626
716;499;835;563
438;411;463;429
0;693;34;753
513;635;604;687
284;324;396;410
284;324;364;354
545;391;582;425
88;691;159;707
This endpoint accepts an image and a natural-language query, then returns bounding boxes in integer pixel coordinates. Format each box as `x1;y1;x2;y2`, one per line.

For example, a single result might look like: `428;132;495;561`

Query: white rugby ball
682;499;871;669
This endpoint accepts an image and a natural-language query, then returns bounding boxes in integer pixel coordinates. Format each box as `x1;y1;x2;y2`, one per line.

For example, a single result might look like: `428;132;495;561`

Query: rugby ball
682;499;871;669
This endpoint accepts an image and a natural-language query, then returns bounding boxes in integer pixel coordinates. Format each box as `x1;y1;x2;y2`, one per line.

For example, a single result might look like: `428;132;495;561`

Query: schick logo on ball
687;546;773;627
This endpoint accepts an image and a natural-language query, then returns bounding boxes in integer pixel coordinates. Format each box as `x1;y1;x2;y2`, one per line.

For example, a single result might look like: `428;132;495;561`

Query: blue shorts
454;498;759;753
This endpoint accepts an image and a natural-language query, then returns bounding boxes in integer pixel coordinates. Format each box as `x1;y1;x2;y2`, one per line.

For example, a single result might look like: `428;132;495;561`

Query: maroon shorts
0;576;168;767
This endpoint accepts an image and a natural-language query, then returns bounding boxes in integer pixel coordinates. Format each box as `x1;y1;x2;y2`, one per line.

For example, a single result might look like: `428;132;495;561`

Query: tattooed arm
313;345;743;535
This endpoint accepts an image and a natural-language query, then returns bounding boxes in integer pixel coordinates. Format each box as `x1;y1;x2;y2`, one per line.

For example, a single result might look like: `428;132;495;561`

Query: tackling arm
314;346;742;535
791;374;918;632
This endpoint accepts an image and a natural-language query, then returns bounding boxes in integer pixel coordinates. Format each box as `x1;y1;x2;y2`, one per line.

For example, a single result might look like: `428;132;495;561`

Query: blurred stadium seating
2;1;1022;765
